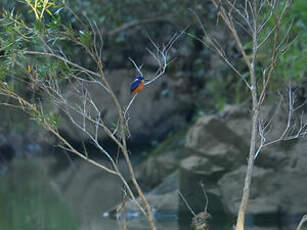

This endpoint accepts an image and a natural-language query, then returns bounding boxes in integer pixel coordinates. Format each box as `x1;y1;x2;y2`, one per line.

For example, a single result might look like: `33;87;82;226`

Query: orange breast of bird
132;80;144;93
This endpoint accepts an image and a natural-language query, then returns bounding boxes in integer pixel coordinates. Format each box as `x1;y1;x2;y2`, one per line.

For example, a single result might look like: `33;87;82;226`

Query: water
0;155;303;230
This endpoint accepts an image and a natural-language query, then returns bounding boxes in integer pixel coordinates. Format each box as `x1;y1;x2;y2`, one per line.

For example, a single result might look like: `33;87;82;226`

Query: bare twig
296;215;307;230
200;1;294;230
255;87;307;159
200;182;209;214
122;31;183;124
107;16;172;36
188;9;251;89
11;15;181;230
178;191;196;216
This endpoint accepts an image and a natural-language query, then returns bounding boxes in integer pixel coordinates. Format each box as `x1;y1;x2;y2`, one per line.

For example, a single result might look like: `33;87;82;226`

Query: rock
220;103;251;141
136;129;187;189
217;166;276;214
57;69;194;143
180;156;225;176
185;115;249;170
178;162;229;222
217;163;307;216
179;102;307;224
52;156;124;218
105;173;179;230
177;104;252;222
29;155;127;230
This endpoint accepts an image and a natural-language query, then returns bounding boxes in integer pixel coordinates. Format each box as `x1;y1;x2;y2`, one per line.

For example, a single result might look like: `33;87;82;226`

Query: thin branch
255;87;307;159
128;57;144;77
178;191;196;216
296;215;307;230
124;94;137;119
188;9;251;89
200;182;209;214
107;16;171;36
24;51;102;78
211;0;253;72
121;32;182;131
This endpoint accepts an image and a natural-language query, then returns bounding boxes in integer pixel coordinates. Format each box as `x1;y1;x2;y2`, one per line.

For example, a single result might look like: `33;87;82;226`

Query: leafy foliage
257;0;307;85
278;0;307;80
24;0;57;21
0;0;306;122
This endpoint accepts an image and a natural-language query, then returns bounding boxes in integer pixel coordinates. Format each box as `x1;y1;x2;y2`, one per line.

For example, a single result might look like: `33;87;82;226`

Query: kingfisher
130;75;145;94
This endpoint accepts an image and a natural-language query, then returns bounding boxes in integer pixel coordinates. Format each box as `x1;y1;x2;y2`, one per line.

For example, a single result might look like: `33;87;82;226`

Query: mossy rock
136;128;188;189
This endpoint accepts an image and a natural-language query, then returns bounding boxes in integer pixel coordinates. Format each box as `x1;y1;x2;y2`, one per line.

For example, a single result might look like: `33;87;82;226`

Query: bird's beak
144;79;150;82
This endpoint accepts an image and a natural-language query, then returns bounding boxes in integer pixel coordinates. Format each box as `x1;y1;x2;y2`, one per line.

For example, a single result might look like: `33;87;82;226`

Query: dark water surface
0;156;303;230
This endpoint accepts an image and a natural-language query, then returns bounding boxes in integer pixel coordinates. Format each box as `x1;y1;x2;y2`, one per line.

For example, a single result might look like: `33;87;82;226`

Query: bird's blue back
130;79;141;91
130;75;144;92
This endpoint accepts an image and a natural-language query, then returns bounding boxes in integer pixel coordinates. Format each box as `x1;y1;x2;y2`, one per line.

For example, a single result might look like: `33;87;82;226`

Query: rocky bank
135;102;307;229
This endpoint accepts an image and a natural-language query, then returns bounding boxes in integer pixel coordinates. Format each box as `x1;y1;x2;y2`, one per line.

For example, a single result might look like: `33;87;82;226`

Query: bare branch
24;50;102;78
124;94;137;119
107;16;171;36
255;87;307;159
178;191;196;216
200;182;209;214
296;215;307;230
122;32;182;127
188;9;251;89
128;57;144;77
